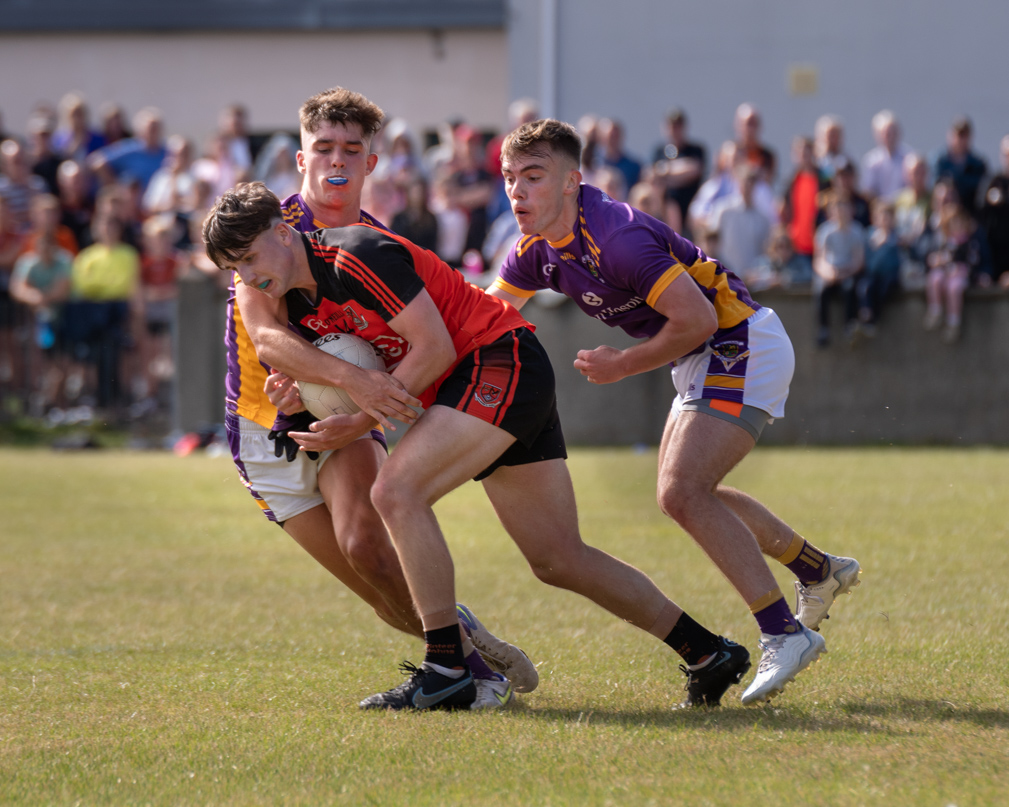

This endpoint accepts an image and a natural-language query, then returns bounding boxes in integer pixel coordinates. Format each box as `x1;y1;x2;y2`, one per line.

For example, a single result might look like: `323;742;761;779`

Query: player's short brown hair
202;181;282;269
299;87;384;142
501;119;582;169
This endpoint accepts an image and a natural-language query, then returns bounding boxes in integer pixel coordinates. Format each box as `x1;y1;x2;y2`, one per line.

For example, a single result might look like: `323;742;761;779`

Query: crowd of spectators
2;92;1008;428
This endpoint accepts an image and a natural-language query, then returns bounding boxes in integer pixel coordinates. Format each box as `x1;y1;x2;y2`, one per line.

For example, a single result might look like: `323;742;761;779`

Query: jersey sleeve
602;224;686;308
322;228;426;322
492;237;545;298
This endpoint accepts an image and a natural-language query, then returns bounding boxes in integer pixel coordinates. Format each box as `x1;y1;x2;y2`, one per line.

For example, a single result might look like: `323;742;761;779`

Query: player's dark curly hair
299;87;384;141
202;181;281;269
501;118;582;168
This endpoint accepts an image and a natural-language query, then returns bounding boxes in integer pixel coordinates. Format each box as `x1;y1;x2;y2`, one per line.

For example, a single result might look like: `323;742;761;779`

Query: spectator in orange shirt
780;136;823;281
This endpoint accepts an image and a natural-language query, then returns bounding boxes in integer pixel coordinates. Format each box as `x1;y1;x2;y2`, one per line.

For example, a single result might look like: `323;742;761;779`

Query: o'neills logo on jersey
475;382;503;407
582;291;604;307
302;298;350;334
542;263;557;278
712;341;750;371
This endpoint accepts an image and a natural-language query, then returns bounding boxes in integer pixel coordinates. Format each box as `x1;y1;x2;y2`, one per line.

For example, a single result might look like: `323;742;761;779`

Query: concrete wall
508;0;1009;177
174;286;1009;446
0;30;508;146
519;289;1009;447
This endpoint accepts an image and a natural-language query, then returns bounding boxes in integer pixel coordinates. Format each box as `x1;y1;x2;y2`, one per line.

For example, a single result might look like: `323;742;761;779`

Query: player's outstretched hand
574;345;628;385
344;366;422;431
264;371;305;414
289;411;373;453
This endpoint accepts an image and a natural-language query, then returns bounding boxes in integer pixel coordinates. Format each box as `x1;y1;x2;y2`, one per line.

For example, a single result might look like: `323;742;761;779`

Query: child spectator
9;234;73;413
924;202;991;343
858;199;902;334
813;194;866;347
748;227;813;291
932;117;987;217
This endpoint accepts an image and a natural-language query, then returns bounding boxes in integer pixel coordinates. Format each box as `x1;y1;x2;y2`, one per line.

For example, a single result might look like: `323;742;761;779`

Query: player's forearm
621;317;715;376
388;335;457;399
251;324;360;388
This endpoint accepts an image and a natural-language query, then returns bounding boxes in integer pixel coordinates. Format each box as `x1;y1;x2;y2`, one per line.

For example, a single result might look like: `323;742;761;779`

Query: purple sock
753;596;800;636
466;649;497;680
779;535;828;585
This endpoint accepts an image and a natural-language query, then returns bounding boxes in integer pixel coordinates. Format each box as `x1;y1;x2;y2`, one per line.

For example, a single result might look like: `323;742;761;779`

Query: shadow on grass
508;697;1009;732
838;697;1009;728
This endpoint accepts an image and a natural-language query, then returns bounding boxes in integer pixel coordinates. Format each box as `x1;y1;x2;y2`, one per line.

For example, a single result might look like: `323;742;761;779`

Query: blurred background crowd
1;92;1008;430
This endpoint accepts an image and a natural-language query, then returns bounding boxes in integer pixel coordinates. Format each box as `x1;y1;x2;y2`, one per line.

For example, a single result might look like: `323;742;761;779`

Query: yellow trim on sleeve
490;278;537;298
645;264;686;308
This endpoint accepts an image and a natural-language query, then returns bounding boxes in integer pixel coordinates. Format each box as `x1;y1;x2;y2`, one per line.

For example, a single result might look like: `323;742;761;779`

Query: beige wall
0;29;508;146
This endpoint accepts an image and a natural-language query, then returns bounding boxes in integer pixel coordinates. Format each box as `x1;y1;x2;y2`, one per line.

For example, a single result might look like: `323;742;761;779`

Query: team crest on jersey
712;341;750;371
580;254;599;277
372;335;407;365
475;382;503;408
343;305;368;331
582;291;604;307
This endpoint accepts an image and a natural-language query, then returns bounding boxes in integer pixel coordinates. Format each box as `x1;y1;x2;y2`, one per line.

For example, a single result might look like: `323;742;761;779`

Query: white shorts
226;413;334;524
670;307;794;424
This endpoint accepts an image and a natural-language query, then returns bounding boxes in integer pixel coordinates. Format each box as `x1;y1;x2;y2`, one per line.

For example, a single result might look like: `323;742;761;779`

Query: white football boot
456;603;539;693
471;673;515;710
741;623;826;705
795;555;861;631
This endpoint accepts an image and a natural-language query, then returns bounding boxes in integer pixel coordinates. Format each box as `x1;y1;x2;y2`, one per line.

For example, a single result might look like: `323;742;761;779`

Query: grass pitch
1;446;1007;806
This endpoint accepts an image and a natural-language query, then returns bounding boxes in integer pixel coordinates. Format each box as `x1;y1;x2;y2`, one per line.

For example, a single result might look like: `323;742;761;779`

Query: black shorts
433;327;567;481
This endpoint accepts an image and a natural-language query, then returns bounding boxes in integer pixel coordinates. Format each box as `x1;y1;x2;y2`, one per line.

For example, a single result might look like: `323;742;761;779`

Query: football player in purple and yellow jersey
222;88;534;708
490;119;861;706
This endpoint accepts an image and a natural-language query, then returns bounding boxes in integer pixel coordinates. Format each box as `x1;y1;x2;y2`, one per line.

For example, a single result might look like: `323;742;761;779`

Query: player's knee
342;529;396;580
370;472;407;522
657;476;701;525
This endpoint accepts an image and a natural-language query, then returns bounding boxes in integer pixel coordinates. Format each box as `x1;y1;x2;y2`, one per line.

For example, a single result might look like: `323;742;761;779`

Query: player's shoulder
313;223;412;265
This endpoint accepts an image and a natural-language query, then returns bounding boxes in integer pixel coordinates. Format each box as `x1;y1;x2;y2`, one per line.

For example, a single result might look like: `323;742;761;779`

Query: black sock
663;612;721;666
423;625;466;670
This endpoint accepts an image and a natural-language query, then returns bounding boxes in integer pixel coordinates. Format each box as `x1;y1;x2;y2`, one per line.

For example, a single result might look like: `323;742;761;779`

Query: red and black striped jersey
285;224;531;406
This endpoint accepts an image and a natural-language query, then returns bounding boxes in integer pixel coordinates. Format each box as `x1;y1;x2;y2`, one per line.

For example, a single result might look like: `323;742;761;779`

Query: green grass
2;447;1007;806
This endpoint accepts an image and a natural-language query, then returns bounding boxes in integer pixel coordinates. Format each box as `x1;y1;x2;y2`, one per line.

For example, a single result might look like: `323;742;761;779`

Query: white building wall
0;30;509;145
508;0;1009;182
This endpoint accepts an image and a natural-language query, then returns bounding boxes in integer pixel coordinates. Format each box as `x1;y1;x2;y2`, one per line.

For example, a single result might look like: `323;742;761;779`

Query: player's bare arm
487;286;530;312
238;280;420;428
291;290;456;453
573;273;717;384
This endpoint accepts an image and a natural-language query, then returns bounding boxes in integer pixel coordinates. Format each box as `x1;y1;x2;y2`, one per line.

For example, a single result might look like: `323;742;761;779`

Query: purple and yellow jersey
224;193;387;427
492;184;760;362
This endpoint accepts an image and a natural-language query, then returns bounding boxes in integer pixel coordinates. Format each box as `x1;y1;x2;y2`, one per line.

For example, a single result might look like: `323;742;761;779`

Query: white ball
296;333;386;420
